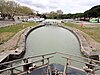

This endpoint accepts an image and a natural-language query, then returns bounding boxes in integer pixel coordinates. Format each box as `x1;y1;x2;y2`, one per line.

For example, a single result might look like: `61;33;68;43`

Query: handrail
62;57;100;71
1;52;100;66
0;52;57;66
0;52;100;74
0;56;54;73
62;56;100;68
57;52;100;63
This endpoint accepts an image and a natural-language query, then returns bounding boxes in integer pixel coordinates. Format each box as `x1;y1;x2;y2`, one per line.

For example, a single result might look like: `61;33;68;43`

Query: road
73;21;100;27
0;21;21;28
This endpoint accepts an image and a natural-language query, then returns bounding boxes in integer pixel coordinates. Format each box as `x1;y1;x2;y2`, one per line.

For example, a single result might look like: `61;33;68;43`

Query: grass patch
0;22;38;44
0;32;15;44
64;22;100;43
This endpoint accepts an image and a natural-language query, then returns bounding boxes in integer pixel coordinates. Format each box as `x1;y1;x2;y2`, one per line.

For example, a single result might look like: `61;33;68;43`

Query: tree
84;5;100;17
47;12;58;19
0;0;34;17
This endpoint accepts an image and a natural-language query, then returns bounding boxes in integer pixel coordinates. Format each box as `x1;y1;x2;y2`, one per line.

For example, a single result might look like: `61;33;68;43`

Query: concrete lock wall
0;24;98;63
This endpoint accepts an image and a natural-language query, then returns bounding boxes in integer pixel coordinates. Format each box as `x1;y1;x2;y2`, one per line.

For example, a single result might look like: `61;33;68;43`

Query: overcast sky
14;0;100;14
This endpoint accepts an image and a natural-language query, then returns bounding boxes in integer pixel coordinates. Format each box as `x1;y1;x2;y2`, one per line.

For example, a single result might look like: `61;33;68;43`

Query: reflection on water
25;26;83;67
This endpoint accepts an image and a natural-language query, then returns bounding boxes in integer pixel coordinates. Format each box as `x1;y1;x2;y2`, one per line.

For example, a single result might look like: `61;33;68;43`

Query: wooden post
69;55;71;65
47;58;52;75
23;59;29;73
47;58;49;64
63;58;69;75
10;63;14;75
42;56;44;65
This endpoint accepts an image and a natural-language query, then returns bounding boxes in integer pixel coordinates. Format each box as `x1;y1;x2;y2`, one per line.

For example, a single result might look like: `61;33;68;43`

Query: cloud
78;0;100;6
15;0;100;13
32;3;46;9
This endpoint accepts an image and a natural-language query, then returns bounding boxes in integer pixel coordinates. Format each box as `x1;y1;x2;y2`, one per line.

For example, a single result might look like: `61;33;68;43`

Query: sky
14;0;100;14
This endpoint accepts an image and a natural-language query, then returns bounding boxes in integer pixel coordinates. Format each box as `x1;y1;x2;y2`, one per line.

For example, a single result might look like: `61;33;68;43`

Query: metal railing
0;52;100;75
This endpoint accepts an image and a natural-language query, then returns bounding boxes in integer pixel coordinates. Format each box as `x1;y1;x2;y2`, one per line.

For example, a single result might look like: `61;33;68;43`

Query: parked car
27;18;45;22
27;18;35;22
22;19;28;22
90;18;99;23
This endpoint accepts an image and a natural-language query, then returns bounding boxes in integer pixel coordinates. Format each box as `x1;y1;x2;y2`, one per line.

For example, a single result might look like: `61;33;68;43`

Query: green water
25;25;84;67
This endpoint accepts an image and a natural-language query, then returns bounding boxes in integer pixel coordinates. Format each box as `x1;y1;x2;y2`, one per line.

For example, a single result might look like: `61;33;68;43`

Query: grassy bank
0;22;38;44
64;22;100;43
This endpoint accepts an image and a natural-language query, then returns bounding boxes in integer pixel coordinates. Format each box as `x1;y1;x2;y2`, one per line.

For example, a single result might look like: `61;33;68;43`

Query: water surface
25;25;82;66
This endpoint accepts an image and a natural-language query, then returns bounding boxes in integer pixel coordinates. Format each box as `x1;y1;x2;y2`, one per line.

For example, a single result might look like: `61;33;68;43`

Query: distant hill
84;5;100;17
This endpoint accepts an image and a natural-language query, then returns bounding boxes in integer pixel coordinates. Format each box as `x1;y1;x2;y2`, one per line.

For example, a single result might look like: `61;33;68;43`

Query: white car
28;18;45;22
27;18;35;22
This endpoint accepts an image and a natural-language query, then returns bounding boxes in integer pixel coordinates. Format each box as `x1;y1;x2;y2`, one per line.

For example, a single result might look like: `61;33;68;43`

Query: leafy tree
84;5;100;17
0;0;34;20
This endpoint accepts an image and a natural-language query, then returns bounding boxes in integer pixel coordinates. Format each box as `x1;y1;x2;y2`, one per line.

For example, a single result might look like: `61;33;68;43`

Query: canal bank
25;24;99;58
0;23;99;63
0;24;45;63
61;25;100;59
